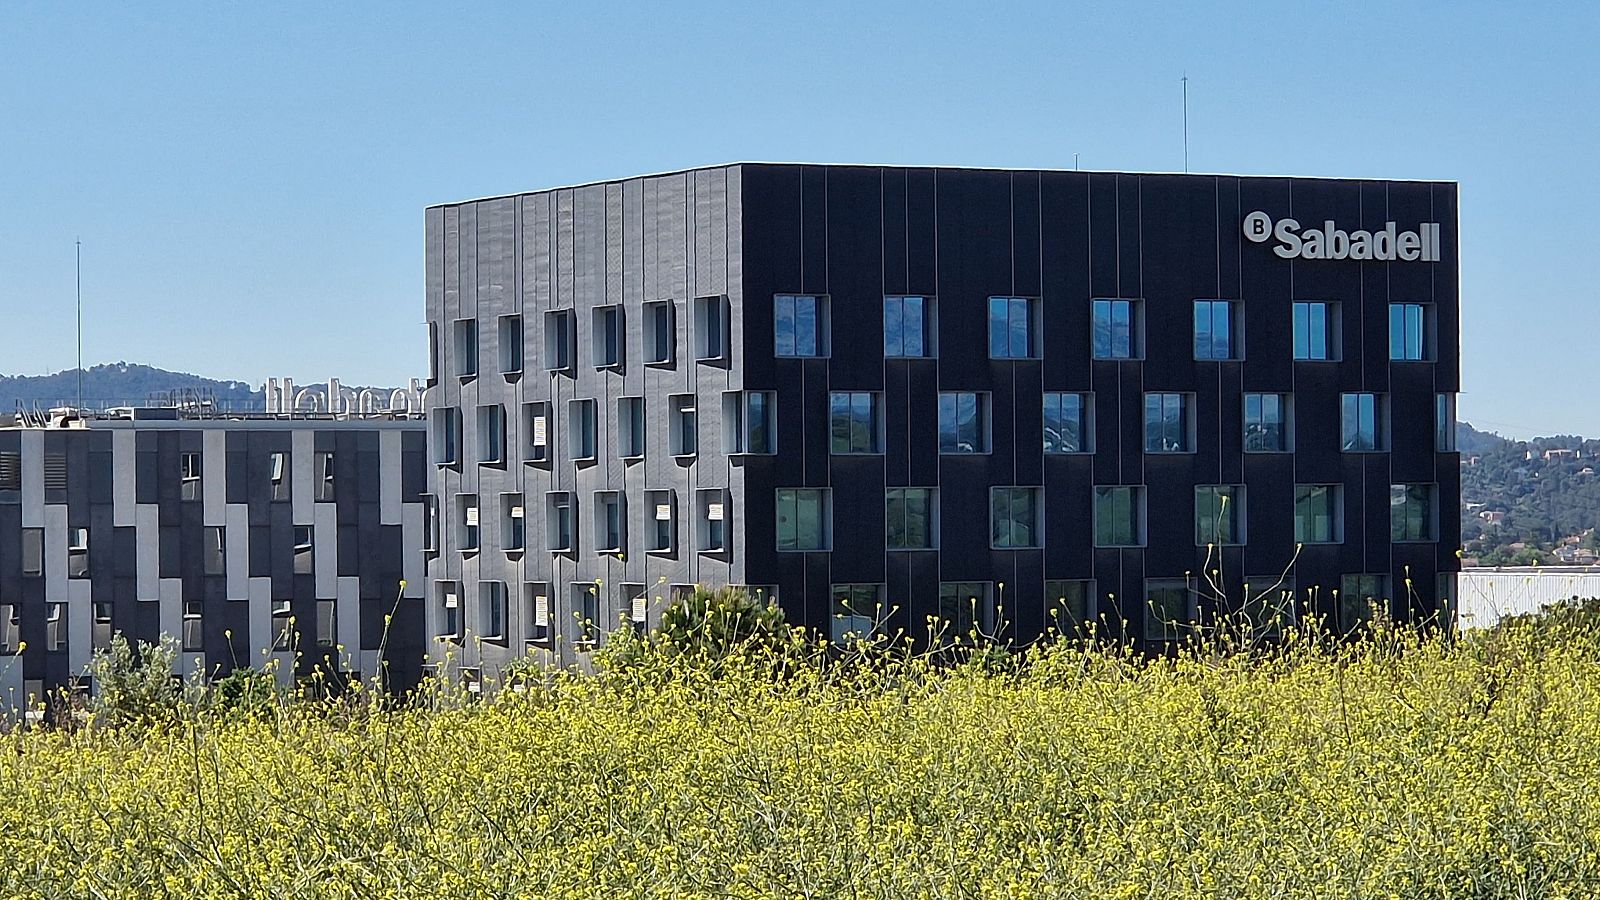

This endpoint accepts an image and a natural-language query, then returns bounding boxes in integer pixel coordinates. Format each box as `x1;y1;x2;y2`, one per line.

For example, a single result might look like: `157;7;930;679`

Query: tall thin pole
76;240;83;410
1182;74;1189;173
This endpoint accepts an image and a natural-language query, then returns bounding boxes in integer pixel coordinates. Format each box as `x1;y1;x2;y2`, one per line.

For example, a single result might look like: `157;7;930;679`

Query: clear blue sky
2;2;1595;438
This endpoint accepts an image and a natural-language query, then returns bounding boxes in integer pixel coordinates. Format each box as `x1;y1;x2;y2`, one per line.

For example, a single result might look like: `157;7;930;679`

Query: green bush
87;634;184;728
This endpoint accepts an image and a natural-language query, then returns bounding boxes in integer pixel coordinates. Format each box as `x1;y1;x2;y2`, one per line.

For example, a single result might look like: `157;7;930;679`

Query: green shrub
87;634;183;728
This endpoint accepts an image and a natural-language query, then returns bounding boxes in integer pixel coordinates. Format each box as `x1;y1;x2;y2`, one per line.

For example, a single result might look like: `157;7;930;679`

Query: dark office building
424;164;1459;672
0;409;429;708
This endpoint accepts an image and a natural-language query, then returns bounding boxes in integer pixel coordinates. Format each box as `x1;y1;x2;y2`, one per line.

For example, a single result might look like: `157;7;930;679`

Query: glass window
829;392;881;454
433;407;461;466
453;319;478;378
502;494;525;552
67;528;88;578
1045;580;1094;636
884;295;933;357
775;294;826;357
831;584;883;644
1243;393;1289;452
1092;299;1138;359
457;495;478;553
646;490;674;552
547;494;573;552
1144;579;1194;642
180;451;201;500
990;487;1040;549
203;526;225;575
315;451;335;502
595;492;623;552
1144;393;1191;453
544;310;573;371
1391;484;1435;542
524;583;551;647
886;488;935;550
669;395;697;456
269;451;289;500
988;296;1036;359
1193;300;1239;360
476;405;504;464
697;490;726;552
592;306;623;368
1195;485;1244;546
1341;393;1383;452
294;525;314;573
937;582;988;645
1294;485;1342;544
568;400;596;460
315;599;336;647
479;582;506;641
1043;393;1091;453
1389;303;1428;361
1339;575;1389;631
695;296;727;359
498;315;523;374
617;397;645;459
644;301;675;365
938;392;988;453
1293;301;1336;360
1436;394;1457;452
724;391;775;454
776;488;829;551
524;402;550;464
1094;487;1144;547
21;529;42;576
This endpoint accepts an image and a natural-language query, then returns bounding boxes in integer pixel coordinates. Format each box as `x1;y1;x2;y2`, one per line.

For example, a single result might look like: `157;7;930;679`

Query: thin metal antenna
76;239;83;411
1182;74;1190;172
1074;153;1080;171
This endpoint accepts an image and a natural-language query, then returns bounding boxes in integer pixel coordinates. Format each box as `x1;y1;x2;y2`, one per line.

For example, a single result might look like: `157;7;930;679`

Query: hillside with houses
1460;422;1600;566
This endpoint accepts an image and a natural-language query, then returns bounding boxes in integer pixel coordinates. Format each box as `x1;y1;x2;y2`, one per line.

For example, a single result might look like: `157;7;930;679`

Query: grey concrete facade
426;164;1461;676
0;414;428;710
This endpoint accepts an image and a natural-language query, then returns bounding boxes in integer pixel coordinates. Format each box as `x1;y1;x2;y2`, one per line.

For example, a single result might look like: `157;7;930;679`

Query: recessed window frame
1243;393;1292;453
990;486;1042;549
938;391;990;454
831;583;884;644
1143;578;1197;642
497;314;524;376
722;391;776;455
568;399;597;462
1044;579;1095;636
987;296;1039;359
886;487;937;551
456;493;479;554
479;581;507;643
592;305;624;369
432;407;462;467
501;492;525;554
453;318;479;380
1144;392;1195;454
643;300;676;366
524;582;552;649
1043;392;1093;454
697;488;728;553
546;492;574;554
1193;299;1243;361
669;394;697;458
774;293;829;358
1092;298;1143;360
1094;486;1146;548
645;489;675;554
776;488;830;552
523;401;551;465
594;491;624;554
1341;393;1388;453
476;405;505;466
1293;301;1341;361
1391;483;1437;543
829;391;883;455
1194;485;1246;547
617;396;646;459
694;295;729;361
884;295;936;358
1389;302;1433;362
1294;484;1343;544
544;309;575;373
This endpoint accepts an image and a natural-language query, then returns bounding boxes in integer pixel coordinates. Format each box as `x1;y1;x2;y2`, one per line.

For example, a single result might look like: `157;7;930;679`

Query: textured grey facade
426;164;1461;675
0;414;428;709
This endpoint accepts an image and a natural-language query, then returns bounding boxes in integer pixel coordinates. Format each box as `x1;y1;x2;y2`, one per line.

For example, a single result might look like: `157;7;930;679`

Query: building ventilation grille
0;453;19;491
43;453;67;491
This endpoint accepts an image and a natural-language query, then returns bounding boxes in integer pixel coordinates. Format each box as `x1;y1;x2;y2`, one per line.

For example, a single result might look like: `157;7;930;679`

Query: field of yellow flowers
3;619;1599;899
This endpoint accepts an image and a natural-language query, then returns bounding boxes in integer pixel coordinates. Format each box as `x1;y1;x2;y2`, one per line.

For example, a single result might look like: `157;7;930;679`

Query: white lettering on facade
1242;211;1441;262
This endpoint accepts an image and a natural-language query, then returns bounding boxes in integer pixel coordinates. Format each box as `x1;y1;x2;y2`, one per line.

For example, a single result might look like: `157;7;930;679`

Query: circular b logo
1243;211;1273;243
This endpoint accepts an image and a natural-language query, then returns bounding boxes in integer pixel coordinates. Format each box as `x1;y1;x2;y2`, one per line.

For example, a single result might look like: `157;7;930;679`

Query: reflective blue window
1193;300;1237;360
1092;299;1136;359
988;297;1035;359
884;296;931;358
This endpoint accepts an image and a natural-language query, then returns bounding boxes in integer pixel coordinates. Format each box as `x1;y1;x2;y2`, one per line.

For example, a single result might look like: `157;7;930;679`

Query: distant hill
1459;422;1600;565
1456;420;1511;456
0;363;262;412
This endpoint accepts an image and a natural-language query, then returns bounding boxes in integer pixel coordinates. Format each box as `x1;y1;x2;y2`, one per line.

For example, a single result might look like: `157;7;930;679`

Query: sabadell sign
1243;211;1442;262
